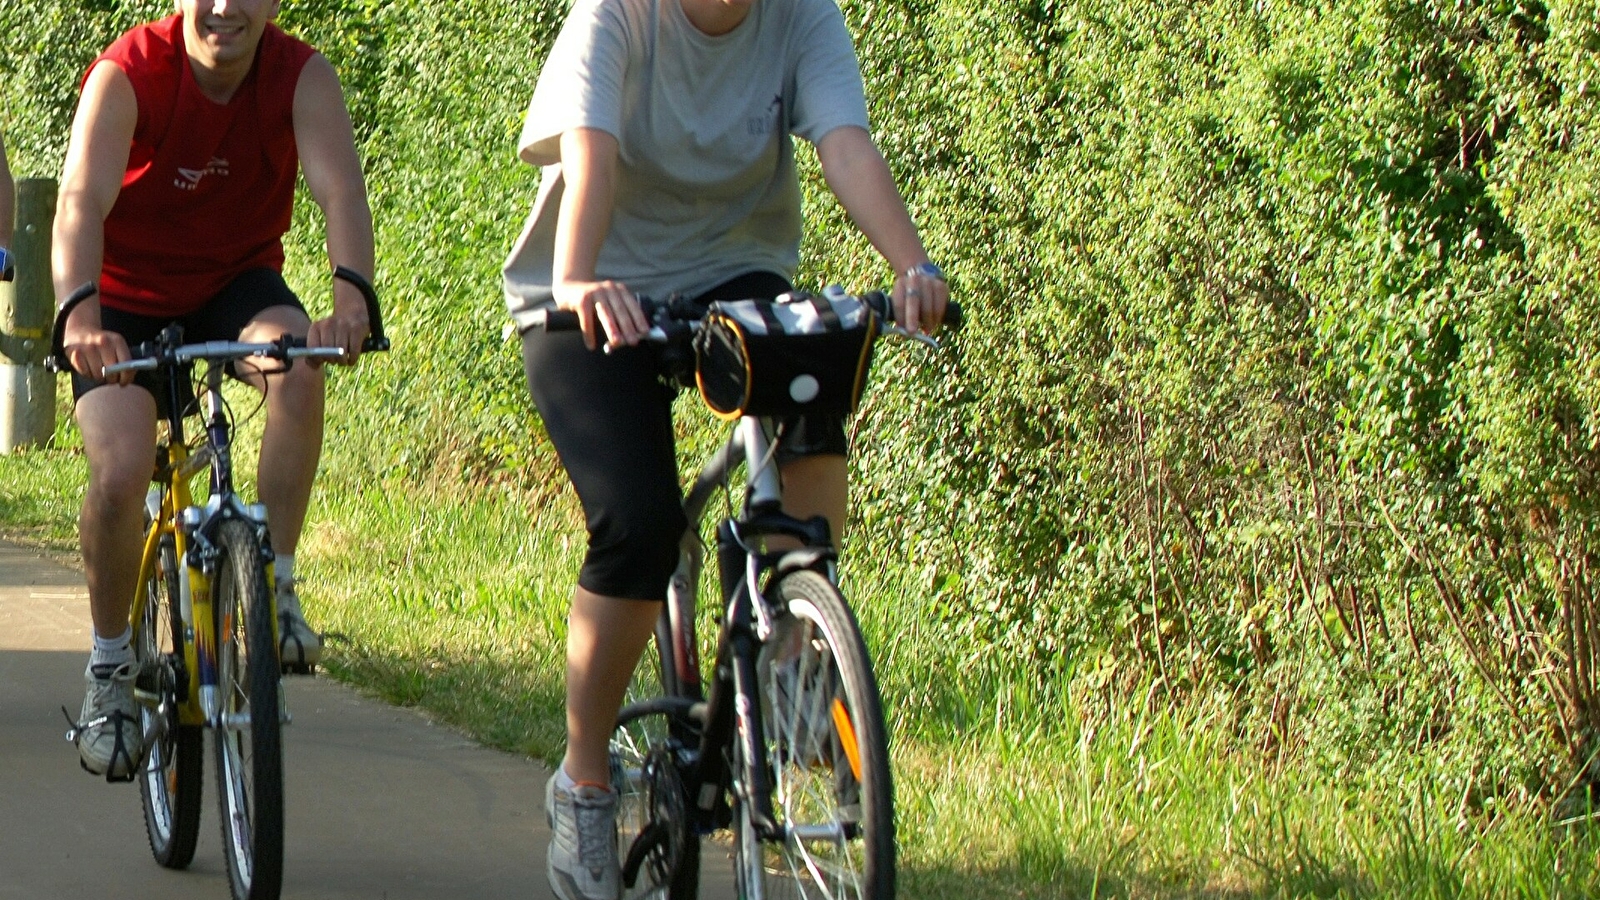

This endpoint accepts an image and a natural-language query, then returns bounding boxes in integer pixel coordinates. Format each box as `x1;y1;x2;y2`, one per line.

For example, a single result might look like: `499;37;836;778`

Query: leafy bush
7;0;1600;801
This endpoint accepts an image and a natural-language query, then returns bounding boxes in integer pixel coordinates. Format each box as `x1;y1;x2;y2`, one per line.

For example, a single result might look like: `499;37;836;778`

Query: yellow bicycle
49;267;388;900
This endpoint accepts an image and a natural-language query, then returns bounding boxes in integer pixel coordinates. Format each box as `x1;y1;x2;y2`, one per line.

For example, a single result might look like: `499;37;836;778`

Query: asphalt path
0;541;735;899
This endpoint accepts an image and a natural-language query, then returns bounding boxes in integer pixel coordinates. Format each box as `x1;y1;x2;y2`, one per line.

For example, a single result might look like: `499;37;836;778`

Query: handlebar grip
862;290;964;331
939;300;964;331
528;308;582;332
332;266;390;353
47;282;100;374
101;358;159;376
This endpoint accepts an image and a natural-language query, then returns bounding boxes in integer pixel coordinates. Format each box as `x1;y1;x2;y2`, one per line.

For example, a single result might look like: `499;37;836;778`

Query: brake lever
886;324;941;350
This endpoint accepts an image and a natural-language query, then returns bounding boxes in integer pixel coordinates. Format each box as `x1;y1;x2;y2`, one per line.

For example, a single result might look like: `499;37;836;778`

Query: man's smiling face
177;0;281;75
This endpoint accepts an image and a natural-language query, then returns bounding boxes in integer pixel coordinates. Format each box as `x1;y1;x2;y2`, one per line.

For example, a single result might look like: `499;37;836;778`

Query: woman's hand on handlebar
891;264;949;336
62;301;135;385
554;278;649;351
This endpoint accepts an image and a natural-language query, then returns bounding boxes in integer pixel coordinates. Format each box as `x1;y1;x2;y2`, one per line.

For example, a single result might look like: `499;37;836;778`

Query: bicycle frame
604;290;961;898
128;340;277;733
658;414;837;841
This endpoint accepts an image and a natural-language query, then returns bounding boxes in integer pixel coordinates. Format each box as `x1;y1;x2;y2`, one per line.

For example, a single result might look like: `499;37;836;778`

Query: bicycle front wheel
213;519;284;900
138;529;203;868
740;570;895;900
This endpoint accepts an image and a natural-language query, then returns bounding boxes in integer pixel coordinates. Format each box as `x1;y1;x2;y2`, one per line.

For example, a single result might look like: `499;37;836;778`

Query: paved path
0;541;733;899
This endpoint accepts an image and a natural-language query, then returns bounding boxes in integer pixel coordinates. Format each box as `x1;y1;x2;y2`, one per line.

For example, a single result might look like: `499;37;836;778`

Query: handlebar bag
694;290;880;420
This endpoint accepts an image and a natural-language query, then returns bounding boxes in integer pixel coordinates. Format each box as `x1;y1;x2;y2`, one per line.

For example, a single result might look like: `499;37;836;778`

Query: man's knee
275;356;326;398
76;387;158;510
83;449;155;518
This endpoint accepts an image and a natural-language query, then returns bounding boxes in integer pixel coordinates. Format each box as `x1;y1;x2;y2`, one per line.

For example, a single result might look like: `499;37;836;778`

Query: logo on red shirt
174;157;231;191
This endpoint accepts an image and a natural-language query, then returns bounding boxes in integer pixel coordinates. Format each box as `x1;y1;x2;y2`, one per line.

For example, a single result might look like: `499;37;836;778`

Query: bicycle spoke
748;572;893;900
138;529;202;869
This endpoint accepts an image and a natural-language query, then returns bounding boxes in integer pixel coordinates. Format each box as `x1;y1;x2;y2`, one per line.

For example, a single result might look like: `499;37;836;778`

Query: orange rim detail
831;698;862;781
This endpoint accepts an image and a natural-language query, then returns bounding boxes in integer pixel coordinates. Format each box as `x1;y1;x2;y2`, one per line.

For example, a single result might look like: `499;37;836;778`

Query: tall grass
298;468;1600;899
6;393;1599;896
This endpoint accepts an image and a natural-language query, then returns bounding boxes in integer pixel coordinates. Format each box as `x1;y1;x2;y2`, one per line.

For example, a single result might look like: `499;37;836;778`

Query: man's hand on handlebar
306;304;369;367
554;278;649;351
62;299;136;385
307;274;375;365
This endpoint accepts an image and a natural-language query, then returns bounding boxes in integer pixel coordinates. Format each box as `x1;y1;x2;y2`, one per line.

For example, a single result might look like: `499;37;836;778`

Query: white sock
275;553;295;591
557;764;614;793
88;626;134;674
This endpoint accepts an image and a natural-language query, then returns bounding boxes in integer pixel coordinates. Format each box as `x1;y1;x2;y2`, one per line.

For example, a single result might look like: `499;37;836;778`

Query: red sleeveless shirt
90;16;316;316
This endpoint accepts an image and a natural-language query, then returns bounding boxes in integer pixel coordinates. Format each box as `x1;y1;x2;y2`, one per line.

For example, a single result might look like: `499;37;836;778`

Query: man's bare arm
54;61;138;381
293;53;375;363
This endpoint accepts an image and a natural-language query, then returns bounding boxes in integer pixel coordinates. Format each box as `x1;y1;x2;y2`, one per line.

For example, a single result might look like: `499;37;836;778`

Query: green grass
0;393;84;551
6;407;1600;898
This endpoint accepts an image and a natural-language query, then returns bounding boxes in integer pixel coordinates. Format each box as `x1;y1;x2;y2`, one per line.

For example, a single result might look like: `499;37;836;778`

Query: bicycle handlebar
333;265;391;354
47;267;391;375
524;288;964;340
101;338;346;377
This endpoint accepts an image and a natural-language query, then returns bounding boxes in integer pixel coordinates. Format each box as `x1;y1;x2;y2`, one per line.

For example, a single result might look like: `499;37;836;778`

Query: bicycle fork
179;501;289;731
691;529;784;840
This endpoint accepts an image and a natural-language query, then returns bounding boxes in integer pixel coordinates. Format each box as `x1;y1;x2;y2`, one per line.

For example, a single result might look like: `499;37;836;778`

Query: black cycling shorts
521;271;848;601
71;268;306;418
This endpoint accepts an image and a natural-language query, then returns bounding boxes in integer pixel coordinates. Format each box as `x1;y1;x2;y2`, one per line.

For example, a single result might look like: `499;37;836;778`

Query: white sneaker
546;769;621;900
76;661;142;779
276;581;322;671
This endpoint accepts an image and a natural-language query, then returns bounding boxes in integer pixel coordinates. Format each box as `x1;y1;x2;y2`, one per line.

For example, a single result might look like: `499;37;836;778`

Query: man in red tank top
54;0;374;779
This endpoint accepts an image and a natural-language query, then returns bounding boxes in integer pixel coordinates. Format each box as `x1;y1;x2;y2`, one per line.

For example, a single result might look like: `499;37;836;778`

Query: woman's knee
582;505;687;599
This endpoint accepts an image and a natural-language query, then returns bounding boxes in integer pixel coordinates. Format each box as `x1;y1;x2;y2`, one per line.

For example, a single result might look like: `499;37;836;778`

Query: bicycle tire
612;615;700;900
739;570;895;900
213;518;284;900
138;529;203;868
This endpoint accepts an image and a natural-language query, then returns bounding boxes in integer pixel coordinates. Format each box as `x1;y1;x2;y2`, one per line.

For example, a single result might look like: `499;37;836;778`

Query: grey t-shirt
501;0;870;328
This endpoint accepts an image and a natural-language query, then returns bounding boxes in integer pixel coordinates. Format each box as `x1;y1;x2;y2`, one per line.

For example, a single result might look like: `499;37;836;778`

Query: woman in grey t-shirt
504;0;948;895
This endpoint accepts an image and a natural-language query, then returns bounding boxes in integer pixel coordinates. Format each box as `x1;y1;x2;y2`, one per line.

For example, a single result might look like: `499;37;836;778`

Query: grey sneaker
76;661;142;780
276;581;322;671
546;771;621;900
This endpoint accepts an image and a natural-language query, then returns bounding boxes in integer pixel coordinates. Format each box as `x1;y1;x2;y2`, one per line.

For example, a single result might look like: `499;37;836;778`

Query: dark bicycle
533;287;958;900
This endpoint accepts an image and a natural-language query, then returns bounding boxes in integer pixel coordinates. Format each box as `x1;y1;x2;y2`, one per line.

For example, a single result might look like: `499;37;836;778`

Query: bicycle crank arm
140;705;168;750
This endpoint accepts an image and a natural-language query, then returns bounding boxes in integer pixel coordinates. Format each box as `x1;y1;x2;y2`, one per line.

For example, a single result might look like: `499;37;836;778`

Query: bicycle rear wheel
138;528;203;868
213;518;284;900
612;615;700;900
740;570;895;900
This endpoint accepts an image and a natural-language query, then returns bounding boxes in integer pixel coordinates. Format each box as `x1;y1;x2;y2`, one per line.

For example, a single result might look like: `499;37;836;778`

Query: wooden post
0;177;58;452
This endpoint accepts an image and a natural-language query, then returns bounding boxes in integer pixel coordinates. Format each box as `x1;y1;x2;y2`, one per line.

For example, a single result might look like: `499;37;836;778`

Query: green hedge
6;0;1600;799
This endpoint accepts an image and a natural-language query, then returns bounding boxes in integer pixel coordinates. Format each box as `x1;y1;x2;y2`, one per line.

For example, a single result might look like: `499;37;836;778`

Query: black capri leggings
521;271;847;601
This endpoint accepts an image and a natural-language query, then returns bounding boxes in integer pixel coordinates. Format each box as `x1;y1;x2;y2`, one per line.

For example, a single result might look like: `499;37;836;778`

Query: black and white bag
694;289;880;420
